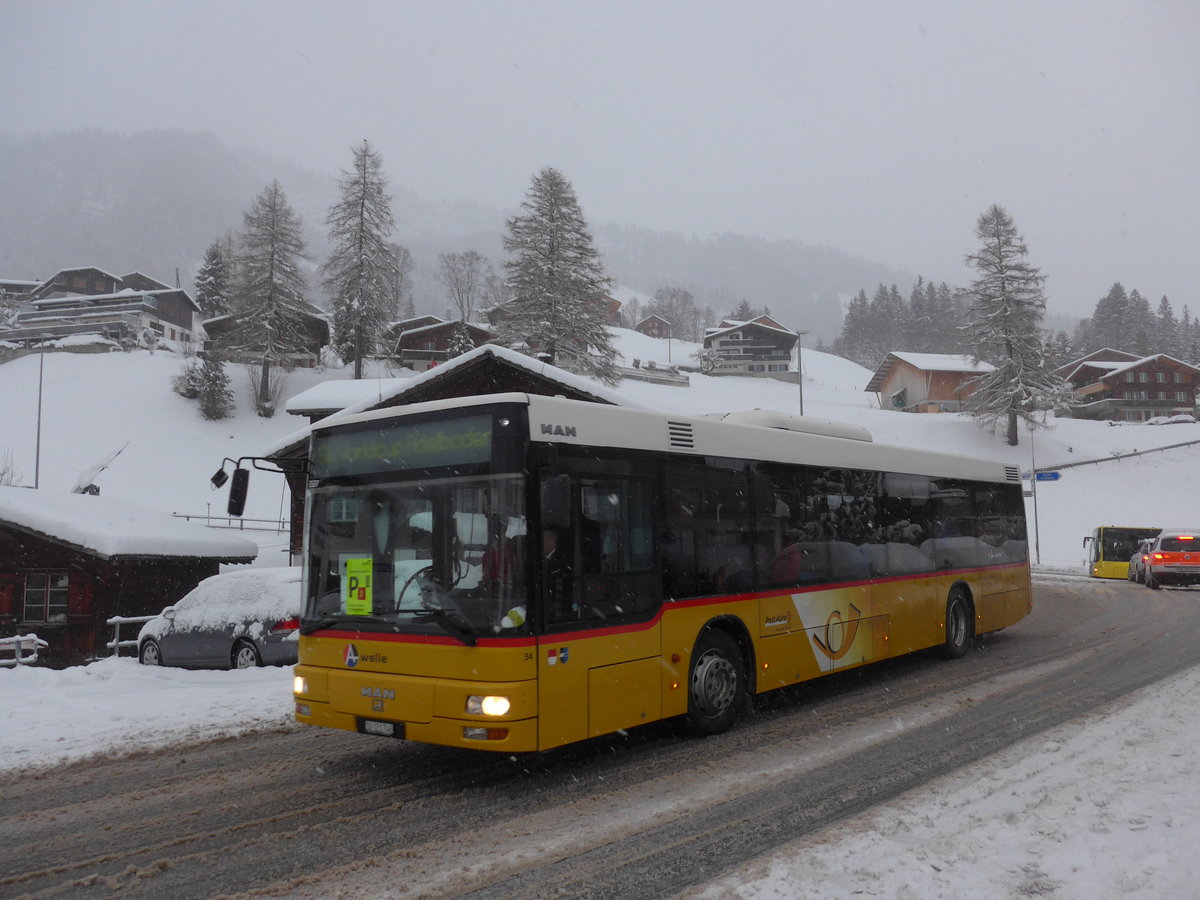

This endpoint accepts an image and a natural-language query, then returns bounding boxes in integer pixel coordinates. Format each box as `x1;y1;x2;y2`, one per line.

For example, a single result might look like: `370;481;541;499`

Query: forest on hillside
0;129;912;342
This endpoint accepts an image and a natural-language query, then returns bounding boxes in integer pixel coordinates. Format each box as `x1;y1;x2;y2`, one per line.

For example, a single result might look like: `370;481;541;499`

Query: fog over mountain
0;130;913;340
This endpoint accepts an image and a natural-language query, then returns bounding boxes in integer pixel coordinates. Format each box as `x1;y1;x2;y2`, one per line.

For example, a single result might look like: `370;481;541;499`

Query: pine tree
446;321;476;359
1089;283;1129;351
197;349;234;420
1157;296;1179;358
732;299;754;321
229;181;312;416
1125;289;1154;356
834;289;872;366
321;141;398;378
961;205;1069;446
908;277;933;352
194;240;231;320
496;167;617;384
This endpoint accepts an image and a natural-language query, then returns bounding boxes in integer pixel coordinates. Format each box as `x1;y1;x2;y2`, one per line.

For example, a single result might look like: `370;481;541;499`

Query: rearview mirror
228;467;249;517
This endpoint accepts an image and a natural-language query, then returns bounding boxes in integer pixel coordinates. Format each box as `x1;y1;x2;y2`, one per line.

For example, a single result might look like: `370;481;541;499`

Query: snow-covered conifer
321;141;398;378
228;181;312;415
496;167;617;384
194;240;231;320
447;321;476;359
197;349;234;420
961;205;1069;445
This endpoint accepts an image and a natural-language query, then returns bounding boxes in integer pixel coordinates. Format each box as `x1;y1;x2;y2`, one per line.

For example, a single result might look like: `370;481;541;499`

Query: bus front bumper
292;664;539;752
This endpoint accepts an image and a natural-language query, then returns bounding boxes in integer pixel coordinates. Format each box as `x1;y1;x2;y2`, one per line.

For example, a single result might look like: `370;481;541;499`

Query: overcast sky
3;0;1197;317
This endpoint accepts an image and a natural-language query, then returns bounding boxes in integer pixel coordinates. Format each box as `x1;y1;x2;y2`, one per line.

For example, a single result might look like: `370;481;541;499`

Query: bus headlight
467;695;511;716
294;675;308;696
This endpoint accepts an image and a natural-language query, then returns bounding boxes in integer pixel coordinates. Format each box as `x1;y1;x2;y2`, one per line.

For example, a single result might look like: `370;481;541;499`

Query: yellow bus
291;393;1032;751
1083;526;1161;579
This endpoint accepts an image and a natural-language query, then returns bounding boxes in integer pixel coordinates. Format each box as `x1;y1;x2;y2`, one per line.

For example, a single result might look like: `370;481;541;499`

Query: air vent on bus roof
668;421;695;449
1004;465;1021;483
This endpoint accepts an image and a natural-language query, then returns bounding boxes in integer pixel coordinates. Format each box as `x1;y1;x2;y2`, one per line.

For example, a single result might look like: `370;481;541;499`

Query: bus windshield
304;472;529;638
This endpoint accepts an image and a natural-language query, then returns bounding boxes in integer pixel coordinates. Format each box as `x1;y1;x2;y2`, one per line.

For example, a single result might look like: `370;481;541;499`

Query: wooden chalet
702;316;798;375
0;487;257;666
3;267;200;345
634;314;671;340
383;316;494;371
864;352;994;413
1059;352;1200;422
202;306;331;368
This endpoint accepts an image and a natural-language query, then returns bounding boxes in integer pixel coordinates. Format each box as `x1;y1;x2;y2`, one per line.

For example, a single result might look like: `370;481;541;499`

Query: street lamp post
34;344;45;489
795;330;811;416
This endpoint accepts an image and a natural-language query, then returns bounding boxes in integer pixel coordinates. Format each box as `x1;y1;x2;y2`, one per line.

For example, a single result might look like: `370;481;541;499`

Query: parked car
138;567;301;669
1142;531;1200;590
1128;539;1154;582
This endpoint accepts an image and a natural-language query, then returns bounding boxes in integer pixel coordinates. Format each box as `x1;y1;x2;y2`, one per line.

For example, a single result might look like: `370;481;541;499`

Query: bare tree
438;251;490;323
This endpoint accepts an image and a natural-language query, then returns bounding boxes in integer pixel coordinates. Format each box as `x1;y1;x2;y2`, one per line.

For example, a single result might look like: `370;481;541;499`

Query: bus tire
943;589;973;659
686;629;745;736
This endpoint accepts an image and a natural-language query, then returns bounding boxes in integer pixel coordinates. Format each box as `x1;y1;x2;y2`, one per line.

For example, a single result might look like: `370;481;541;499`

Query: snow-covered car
138;567;301;669
1169;414;1197;425
1145;416;1171;426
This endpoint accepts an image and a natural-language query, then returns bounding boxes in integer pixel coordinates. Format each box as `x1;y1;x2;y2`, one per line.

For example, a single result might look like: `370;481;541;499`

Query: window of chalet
1139;372;1149;383
1125;373;1134;382
22;573;69;623
1157;372;1166;383
1175;373;1186;383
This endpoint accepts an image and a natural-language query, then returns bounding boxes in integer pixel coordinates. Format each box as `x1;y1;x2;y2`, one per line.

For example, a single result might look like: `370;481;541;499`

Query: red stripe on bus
304;561;1026;646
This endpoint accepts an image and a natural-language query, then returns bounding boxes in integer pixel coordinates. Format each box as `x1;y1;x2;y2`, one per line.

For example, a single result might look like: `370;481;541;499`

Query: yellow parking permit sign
343;556;374;615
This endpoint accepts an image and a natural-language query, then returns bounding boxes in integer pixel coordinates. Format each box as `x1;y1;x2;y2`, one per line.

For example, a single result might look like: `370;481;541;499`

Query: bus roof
314;392;1020;485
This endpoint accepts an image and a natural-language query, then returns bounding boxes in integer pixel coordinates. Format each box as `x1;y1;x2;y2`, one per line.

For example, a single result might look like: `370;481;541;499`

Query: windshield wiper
300;614;392;634
417;609;478;646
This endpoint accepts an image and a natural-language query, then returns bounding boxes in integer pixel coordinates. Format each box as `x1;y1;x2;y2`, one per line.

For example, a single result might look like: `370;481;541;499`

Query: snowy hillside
3;330;1200;572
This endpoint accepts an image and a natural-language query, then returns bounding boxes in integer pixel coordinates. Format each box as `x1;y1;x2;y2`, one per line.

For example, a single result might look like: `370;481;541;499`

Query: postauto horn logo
344;643;359;668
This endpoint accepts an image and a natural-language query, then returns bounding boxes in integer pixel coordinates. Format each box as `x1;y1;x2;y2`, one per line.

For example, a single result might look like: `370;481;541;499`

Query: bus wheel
687;630;745;735
944;589;973;659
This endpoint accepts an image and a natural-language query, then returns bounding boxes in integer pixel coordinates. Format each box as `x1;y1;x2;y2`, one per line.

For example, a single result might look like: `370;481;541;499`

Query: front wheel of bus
944;589;973;659
687;630;745;736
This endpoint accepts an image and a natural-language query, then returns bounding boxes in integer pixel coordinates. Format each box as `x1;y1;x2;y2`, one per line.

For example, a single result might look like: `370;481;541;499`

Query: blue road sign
1034;471;1061;481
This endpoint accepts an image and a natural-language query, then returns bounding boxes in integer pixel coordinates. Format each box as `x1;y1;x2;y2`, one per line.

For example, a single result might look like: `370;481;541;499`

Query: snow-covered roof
263;344;647;457
889;352;994;373
1102;354;1200;380
706;319;796;340
285;375;418;415
0;486;258;561
864;352;994;394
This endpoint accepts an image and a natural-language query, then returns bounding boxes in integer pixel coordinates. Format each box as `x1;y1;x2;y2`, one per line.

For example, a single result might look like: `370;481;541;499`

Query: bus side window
663;462;751;598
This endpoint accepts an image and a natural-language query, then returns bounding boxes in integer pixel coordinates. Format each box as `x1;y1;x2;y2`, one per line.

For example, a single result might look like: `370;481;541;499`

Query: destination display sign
312;414;492;478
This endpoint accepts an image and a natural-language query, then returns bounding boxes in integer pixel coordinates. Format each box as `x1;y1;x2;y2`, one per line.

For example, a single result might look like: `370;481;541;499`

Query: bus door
534;463;661;749
1083;529;1100;575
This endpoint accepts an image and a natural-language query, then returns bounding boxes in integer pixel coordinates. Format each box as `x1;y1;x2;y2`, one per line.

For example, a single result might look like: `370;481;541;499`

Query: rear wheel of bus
944;588;973;659
686;629;746;735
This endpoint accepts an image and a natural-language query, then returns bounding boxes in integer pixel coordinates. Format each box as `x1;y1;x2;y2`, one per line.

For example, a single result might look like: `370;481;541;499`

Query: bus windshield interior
304;473;529;638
